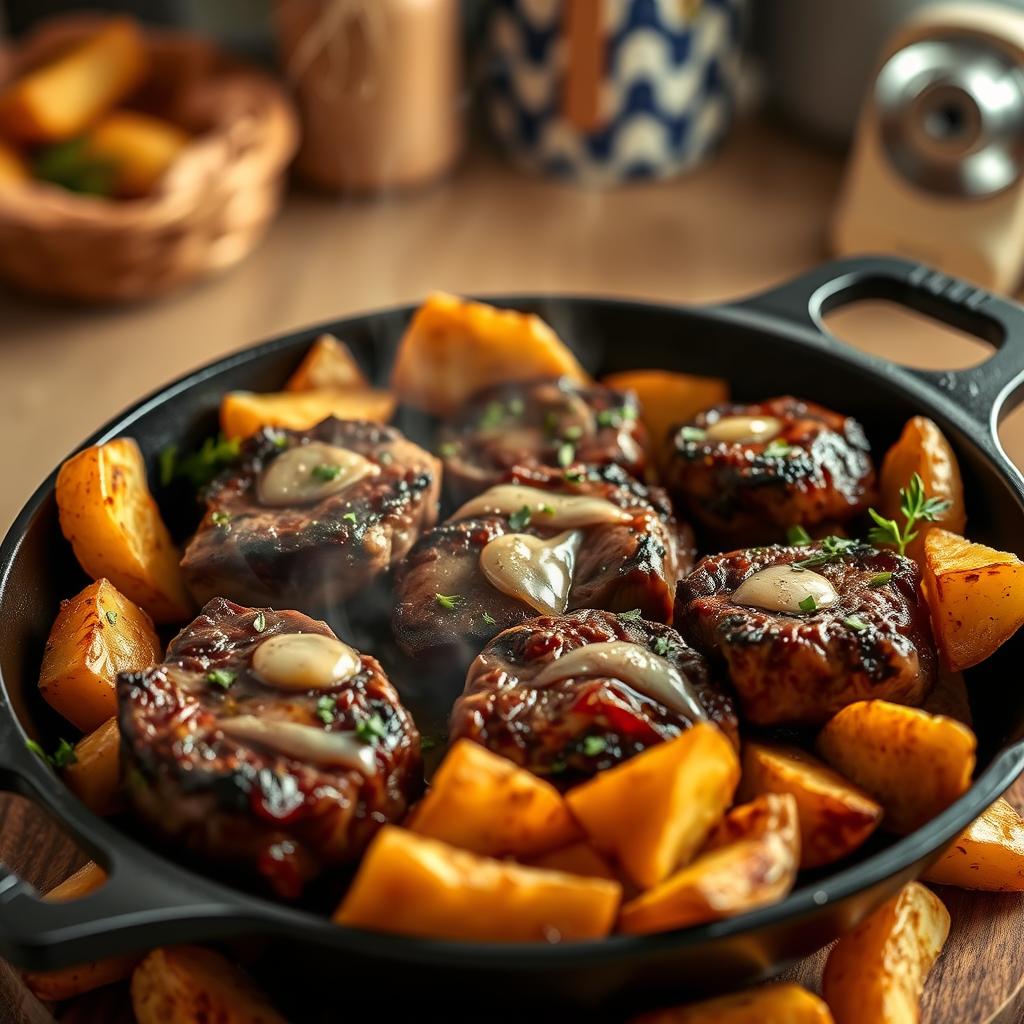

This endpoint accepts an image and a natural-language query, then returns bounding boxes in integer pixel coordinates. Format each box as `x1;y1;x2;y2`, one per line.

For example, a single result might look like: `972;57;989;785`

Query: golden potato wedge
390;292;590;416
600;369;728;467
85;110;189;198
63;716;121;815
636;983;835;1024
408;739;580;857
566;724;740;889
334;826;620;942
0;140;29;188
527;841;619;882
923;797;1024;891
619;794;799;935
131;946;286;1024
45;860;107;902
24;953;141;1001
39;578;162;732
738;740;882;869
220;387;396;440
816;700;976;835
0;20;147;143
286;334;369;392
879;417;965;564
922;528;1024;671
56;439;192;624
822;881;950;1024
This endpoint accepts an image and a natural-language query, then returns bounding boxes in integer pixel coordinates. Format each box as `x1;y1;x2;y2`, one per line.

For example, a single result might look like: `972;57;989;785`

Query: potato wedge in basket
822;881;949;1024
816;700;975;835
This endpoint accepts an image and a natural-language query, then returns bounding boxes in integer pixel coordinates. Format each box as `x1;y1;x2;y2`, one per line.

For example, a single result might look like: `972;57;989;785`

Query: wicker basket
0;17;299;303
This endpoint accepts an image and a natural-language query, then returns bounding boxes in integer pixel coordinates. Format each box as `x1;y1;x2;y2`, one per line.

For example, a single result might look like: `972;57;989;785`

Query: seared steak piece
181;418;440;611
450;608;737;780
392;463;694;662
439;377;647;502
665;396;875;546
675;540;937;726
118;598;421;899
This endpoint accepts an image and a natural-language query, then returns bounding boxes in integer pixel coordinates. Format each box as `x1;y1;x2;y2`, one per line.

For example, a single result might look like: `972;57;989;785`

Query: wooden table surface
0;120;1022;1021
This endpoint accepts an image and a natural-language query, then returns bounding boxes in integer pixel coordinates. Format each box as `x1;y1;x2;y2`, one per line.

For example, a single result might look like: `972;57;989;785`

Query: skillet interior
2;258;1024;1013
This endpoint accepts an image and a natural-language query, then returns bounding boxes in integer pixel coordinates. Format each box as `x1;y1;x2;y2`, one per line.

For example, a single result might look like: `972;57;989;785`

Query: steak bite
675;540;937;727
438;377;647;502
665;396;875;546
181;418;440;612
392;463;694;662
118;598;421;899
450;608;737;779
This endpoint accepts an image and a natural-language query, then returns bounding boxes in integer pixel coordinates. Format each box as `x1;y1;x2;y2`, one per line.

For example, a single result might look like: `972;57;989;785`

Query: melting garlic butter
480;529;584;616
220;716;377;774
732;564;839;614
704;415;783;445
252;633;361;691
532;641;706;721
454;484;631;528
258;441;379;507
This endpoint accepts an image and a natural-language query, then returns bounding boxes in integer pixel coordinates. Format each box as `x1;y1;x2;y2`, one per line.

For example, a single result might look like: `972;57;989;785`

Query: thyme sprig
867;473;951;556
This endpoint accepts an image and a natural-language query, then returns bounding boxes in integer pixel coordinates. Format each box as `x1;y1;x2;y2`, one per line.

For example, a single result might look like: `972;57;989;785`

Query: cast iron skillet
1;256;1024;1014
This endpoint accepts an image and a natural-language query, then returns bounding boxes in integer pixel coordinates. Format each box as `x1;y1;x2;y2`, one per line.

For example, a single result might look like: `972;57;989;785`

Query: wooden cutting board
0;778;1022;1022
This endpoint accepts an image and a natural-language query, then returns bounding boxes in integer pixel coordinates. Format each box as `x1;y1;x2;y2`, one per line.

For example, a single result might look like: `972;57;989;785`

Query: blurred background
2;0;1024;533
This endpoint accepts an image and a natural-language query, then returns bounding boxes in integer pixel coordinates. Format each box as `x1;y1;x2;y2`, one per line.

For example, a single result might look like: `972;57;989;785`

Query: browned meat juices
118;598;421;899
450;608;737;779
181;417;440;612
665;396;876;545
675;540;937;726
438;377;647;502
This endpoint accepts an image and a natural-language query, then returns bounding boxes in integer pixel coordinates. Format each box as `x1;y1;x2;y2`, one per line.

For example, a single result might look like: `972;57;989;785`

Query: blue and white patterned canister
485;0;745;185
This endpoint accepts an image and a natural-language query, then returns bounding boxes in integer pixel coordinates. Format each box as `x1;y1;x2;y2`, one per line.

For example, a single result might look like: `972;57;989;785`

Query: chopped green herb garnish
843;615;870;633
557;442;575;468
170;434;241;490
356;713;388;745
342;512;358;524
316;695;337;725
543;410;561;437
507;397;525;416
207;669;236;689
763;438;794;457
564;467;586;483
420;735;443;752
436;593;462;611
868;571;893;588
597;405;636;428
793;535;860;569
509;505;532;530
211;511;231;529
563;424;584;441
539;503;555;516
867;473;951;556
581;735;607;757
798;595;817;613
479;401;506;430
158;445;178;487
26;738;78;769
482;611;497;626
25;739;47;763
312;463;342;482
652;636;673;657
680;426;707;443
32;138;116;196
105;610;118;626
547;759;568;775
270;432;289;449
787;525;812;547
253;611;267;632
438;442;458;458
618;608;642;622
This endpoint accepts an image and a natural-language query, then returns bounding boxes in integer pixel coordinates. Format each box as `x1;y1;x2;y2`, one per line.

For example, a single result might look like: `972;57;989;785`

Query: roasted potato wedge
738;740;882;869
923;797;1024;891
822;881;950;1024
45;860;107;902
0;20;147;143
636;983;835;1023
600;369;728;467
619;794;799;935
335;826;620;942
131;946;286;1024
527;841;619;882
286;334;368;392
922;528;1024;671
85;110;189;198
39;578;162;731
816;700;976;835
0;141;29;187
24;953;141;1002
220;387;396;440
390;292;590;416
63;716;121;815
566;724;740;889
408;739;580;857
56;439;192;624
879;416;966;564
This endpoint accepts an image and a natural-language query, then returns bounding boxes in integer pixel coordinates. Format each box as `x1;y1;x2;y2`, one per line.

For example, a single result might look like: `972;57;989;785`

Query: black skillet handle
729;255;1024;431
